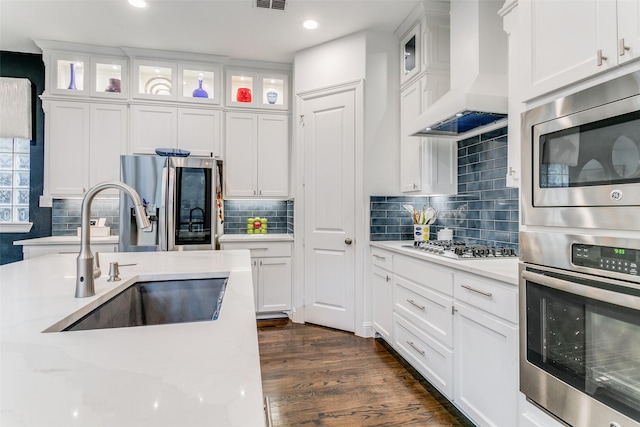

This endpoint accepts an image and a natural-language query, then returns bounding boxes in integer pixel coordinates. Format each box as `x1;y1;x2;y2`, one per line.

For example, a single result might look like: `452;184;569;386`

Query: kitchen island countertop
371;241;519;285
0;250;264;427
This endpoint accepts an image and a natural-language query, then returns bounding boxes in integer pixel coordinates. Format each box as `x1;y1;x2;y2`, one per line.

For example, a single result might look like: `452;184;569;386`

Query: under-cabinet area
370;242;519;427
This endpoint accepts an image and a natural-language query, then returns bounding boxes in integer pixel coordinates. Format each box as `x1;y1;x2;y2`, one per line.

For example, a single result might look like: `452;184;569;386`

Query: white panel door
130;105;177;155
46;101;89;196
177;108;221;158
257;115;288;198
224;113;257;197
400;78;423;192
89;103;127;195
303;89;356;332
258;257;292;312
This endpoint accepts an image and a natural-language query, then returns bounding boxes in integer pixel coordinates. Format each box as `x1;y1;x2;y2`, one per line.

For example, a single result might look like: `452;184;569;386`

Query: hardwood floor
257;320;474;426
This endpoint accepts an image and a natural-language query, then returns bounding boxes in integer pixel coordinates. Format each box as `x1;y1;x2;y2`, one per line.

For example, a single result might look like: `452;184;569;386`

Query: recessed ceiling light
303;20;318;30
128;0;147;8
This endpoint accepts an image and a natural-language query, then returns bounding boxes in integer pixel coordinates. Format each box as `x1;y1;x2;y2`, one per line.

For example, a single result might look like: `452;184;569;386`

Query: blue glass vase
192;78;208;98
68;63;77;90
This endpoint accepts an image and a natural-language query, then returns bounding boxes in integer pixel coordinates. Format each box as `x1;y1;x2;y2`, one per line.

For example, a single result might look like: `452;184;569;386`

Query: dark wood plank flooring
257;320;474;426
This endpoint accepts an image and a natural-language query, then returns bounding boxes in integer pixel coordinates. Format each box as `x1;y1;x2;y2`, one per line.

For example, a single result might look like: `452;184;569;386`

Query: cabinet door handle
407;340;425;356
597;49;608;66
620;38;631;56
373;254;386;260
407;299;425;310
385;275;391;282
412;183;418;189
461;284;493;298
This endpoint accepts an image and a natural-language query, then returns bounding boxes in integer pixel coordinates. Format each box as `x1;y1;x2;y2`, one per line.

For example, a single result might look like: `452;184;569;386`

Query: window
0;138;30;224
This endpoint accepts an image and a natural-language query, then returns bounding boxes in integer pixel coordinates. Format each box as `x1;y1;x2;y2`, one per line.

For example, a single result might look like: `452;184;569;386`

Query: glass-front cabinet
91;57;128;98
178;63;221;104
400;22;422;85
132;59;177;100
49;52;129;99
226;69;289;110
50;53;89;96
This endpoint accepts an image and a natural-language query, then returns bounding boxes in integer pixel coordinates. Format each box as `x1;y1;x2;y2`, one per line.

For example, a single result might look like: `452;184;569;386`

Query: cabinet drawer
394;275;453;347
454;273;517;323
220;241;292;257
371;247;393;270
393;313;453;398
394;254;453;296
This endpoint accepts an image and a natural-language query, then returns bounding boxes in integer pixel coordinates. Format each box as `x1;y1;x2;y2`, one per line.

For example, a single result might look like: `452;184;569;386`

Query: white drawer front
220;241;292;258
394;254;453;296
371;247;393;270
454;273;517;323
394;275;453;347
393;313;453;398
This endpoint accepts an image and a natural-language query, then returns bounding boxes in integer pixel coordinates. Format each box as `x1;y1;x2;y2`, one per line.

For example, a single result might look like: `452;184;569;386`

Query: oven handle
522;269;640;310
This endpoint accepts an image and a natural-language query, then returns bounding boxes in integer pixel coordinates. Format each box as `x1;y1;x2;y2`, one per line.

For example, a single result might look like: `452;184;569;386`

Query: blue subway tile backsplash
52;198;120;236
223;199;293;235
371;127;519;251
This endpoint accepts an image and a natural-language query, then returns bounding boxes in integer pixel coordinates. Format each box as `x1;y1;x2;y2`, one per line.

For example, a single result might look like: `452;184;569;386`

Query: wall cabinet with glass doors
225;69;289;110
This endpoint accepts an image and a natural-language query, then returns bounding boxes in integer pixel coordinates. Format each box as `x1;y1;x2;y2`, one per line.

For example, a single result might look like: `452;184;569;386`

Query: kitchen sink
60;277;227;332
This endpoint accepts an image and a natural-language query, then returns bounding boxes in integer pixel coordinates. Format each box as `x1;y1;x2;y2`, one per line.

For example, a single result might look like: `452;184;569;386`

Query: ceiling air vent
256;0;286;11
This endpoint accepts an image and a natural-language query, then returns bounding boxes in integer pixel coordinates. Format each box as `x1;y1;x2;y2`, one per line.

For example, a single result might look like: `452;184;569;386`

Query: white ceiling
0;0;422;64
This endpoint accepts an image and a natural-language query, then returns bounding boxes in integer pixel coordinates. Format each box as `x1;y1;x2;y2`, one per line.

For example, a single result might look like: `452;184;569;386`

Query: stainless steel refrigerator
119;155;220;252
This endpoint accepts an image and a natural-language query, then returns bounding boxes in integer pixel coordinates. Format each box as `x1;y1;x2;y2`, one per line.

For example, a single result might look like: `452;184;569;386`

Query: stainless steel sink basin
61;277;227;332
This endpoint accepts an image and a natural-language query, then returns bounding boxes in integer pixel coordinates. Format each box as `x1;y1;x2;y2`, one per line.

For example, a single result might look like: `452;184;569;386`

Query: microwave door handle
522;270;640;310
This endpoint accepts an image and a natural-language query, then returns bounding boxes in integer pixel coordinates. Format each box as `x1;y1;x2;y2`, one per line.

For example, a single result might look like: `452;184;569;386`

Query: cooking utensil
424;207;437;224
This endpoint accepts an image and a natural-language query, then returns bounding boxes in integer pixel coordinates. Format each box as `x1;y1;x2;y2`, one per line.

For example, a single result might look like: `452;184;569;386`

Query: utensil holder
414;225;430;241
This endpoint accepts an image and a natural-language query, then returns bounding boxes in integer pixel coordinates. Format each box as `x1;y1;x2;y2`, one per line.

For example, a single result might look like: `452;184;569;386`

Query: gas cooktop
404;240;518;260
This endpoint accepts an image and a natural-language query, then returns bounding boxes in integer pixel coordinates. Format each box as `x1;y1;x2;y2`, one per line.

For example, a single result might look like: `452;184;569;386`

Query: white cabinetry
42;100;126;200
225;113;288;198
370;245;520;427
371;248;393;343
225;68;289;110
220;240;292;315
400;75;455;195
130;105;221;157
453;273;518;427
392;254;454;398
521;0;640;101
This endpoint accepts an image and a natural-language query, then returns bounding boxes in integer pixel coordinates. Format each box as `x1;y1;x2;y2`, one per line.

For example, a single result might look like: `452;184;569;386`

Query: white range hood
409;0;508;138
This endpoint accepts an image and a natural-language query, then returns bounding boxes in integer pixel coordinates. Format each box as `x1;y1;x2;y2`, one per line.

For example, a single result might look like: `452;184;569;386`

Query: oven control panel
572;244;639;276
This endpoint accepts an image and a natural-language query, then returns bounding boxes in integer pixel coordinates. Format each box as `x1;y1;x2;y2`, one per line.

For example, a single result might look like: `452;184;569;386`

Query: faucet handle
93;252;101;279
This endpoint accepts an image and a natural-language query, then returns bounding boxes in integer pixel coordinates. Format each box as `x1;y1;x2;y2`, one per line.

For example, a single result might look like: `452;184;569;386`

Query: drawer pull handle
407;299;425;310
373;254;386;260
407;340;425;355
461;284;493;298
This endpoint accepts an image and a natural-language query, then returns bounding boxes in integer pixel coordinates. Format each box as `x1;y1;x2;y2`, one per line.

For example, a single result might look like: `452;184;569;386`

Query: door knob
345;238;353;245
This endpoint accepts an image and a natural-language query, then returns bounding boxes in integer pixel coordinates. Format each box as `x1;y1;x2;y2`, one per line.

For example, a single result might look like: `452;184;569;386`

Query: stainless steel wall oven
520;72;640;427
520;232;640;427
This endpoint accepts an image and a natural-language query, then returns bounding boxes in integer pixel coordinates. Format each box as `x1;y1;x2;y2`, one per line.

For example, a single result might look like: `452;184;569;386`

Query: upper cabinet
398;4;450;88
520;0;640;102
401;23;422;85
225;68;290;110
131;59;222;104
40;49;129;100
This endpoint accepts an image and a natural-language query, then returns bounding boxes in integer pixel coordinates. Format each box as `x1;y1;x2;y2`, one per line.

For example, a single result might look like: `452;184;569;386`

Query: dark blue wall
0;51;51;265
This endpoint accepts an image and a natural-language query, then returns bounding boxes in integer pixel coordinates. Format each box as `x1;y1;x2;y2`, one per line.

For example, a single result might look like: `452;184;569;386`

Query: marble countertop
0;250;265;427
219;233;293;243
13;235;119;245
370;241;519;285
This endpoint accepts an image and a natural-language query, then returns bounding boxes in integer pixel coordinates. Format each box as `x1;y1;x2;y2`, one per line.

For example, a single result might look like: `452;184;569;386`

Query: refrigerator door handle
159;164;170;251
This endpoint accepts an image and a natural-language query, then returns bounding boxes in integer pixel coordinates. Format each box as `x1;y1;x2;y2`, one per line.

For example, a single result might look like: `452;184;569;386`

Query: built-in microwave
521;71;640;231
